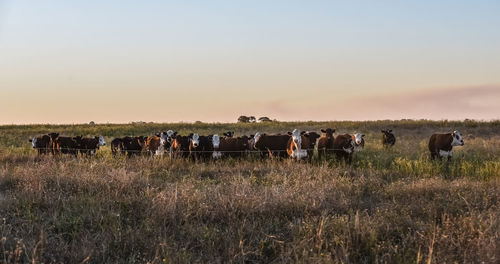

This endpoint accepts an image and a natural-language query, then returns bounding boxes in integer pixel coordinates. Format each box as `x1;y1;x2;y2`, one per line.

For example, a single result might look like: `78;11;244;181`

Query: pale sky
0;0;499;124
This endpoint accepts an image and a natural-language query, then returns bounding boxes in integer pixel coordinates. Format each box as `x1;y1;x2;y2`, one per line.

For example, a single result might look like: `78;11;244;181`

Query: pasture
0;120;499;263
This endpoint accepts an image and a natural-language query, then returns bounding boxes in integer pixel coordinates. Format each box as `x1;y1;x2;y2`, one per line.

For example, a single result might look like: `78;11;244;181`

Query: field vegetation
0;120;499;263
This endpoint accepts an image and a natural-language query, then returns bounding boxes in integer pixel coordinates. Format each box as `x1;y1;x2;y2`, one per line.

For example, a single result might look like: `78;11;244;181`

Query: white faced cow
352;133;365;151
428;130;464;161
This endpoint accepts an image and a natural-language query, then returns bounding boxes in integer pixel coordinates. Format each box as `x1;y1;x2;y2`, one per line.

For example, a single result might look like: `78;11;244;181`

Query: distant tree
237;116;250;123
249;116;256;123
89;121;95;125
258;117;272;122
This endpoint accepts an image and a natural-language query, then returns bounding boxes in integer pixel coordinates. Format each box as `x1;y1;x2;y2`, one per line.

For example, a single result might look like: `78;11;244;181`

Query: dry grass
0;120;499;263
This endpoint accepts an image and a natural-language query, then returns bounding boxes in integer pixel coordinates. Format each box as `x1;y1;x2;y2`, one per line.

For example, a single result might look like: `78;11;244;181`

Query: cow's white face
353;133;364;145
451;130;464;146
98;136;106;146
191;133;199;147
212;134;220;149
166;130;175;142
292;129;302;148
31;137;37;148
160;133;168;146
254;132;261;144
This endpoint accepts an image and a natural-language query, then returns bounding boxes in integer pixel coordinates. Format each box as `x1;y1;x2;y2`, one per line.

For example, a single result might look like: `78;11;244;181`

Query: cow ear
321;129;326;133
301;131;306;135
188;133;193;138
287;132;292;135
249;134;254;138
332;129;336;133
381;130;385;133
389;130;392;133
362;134;365;137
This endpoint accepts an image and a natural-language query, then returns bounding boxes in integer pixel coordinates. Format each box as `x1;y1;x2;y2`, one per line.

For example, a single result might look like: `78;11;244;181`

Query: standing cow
79;136;106;156
428;130;464;161
333;134;356;164
29;134;55;155
317;128;335;160
254;132;291;159
286;129;320;161
381;129;396;148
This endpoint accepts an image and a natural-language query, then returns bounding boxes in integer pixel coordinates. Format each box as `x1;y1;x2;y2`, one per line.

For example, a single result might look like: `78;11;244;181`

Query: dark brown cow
79;136;106;156
54;136;82;156
254;133;291;159
333;134;355;164
381;129;396;148
189;135;218;161
428;130;464;161
215;135;250;159
170;135;191;158
111;138;123;156
317;128;335;160
121;136;147;157
29;134;54;155
286;130;320;161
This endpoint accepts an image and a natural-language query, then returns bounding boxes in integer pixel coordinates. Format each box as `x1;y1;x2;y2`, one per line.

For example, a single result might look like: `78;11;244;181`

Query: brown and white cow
381;129;396;148
352;133;365;151
253;132;291;159
29;134;55;155
428;130;464;161
317;128;335;160
79;136;106;156
286;129;320;161
145;131;173;156
333;134;356;164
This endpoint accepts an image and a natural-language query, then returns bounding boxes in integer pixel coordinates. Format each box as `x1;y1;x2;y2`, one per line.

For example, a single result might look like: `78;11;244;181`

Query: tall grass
0;120;498;263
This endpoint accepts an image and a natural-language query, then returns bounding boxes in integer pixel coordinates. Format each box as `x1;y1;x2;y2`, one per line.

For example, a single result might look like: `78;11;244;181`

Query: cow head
451;130;464;146
189;133;200;148
320;128;335;139
223;131;234;138
353;133;364;145
253;132;261;144
97;136;106;147
288;129;303;149
163;130;176;143
212;134;220;149
304;131;321;147
31;137;37;148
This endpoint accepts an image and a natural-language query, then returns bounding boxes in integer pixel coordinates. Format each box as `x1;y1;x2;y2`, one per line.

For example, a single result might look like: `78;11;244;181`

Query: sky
0;0;499;124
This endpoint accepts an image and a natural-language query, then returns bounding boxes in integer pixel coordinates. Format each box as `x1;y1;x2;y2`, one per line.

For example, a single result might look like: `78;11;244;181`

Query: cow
145;132;173;156
333;134;356;164
215;135;250;159
187;133;201;160
170;134;193;159
317;128;336;160
111;138;123;156
112;136;147;157
352;133;365;151
190;134;217;161
54;136;82;156
428;130;464;161
29;134;54;155
254;132;291;159
79;136;106;156
286;130;320;161
381;129;396;148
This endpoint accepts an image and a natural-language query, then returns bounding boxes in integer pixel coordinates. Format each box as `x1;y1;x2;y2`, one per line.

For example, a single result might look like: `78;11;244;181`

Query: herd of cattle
29;129;465;162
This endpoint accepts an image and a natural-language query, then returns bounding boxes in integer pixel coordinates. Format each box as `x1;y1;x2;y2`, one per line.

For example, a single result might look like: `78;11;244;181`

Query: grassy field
0;120;499;263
